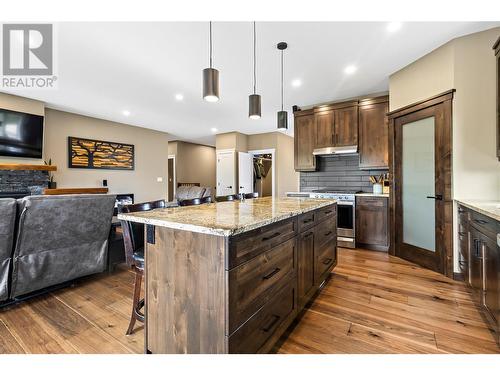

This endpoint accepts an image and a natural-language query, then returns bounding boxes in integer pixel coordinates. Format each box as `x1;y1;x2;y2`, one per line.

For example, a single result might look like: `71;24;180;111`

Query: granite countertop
456;200;500;222
355;193;390;198
117;197;336;237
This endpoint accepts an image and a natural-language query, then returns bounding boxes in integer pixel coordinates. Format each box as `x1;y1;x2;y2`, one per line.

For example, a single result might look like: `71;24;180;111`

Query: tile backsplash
299;154;388;192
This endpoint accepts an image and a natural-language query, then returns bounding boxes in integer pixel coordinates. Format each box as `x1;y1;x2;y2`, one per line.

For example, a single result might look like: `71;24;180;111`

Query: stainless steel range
287;189;360;248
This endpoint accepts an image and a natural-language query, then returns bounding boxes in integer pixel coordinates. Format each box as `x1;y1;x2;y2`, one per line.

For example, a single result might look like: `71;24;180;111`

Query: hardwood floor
0;248;498;354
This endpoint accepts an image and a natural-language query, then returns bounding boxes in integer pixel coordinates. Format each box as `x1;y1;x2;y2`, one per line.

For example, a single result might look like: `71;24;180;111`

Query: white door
238;152;253;194
216;151;237;196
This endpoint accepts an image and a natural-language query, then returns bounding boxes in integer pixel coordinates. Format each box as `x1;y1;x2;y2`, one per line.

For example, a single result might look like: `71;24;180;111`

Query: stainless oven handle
337;202;354;206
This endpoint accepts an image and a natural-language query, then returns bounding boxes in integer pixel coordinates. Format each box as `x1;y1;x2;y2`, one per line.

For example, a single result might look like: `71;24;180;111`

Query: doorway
389;90;454;277
167;155;176;202
216;149;237;196
249;149;275;198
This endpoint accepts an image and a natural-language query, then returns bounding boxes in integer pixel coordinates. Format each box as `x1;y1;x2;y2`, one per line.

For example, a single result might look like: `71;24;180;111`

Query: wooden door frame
388;90;454;277
168;154;176;202
248;148;276;197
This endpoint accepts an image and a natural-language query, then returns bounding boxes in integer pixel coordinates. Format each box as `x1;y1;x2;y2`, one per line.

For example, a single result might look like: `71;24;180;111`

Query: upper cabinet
294;95;388;172
358;97;389;169
334;104;358;147
294;109;317;171
494;37;500;161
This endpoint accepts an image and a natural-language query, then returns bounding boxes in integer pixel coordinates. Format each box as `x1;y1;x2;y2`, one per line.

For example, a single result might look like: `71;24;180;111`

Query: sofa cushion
10;194;116;298
175;185;206;201
0;198;16;302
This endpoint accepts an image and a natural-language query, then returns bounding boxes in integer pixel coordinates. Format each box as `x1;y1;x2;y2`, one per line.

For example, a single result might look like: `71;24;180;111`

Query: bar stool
119;199;165;335
178;196;212;206
243;192;259;199
215;194;241;202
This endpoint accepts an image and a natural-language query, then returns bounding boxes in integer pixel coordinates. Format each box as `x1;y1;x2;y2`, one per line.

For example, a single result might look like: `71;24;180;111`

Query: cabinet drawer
228;237;296;334
315;239;336;285
470;210;498;238
298;211;317;232
316;204;337;222
314;216;336;249
228;278;296;354
228;217;297;269
356;196;387;208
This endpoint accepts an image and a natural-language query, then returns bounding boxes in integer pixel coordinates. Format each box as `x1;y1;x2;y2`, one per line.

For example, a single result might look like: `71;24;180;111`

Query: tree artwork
68;137;134;170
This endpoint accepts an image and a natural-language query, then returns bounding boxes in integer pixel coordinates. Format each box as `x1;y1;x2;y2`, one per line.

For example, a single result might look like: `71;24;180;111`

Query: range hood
312;145;358;156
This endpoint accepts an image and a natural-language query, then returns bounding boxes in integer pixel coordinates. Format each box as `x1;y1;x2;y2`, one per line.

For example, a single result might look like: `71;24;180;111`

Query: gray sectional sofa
0;194;116;303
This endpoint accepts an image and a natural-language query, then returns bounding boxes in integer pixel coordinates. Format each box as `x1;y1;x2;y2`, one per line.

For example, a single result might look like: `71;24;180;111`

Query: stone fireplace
0;165;52;198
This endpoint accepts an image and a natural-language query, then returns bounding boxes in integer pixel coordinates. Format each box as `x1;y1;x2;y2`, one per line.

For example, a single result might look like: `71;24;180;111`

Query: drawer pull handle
324;231;333;236
324;210;333;215
322;258;333;265
262;232;281;241
473;219;488;225
263;267;281;280
303;218;314;224
262;314;281;333
304;231;314;238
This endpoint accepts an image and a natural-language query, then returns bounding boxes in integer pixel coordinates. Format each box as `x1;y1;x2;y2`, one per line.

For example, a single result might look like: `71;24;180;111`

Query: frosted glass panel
402;117;435;252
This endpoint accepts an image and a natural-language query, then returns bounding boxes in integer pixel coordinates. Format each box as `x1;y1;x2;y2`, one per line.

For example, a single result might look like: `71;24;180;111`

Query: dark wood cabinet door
359;100;389;169
315;110;335;148
483;234;499;326
294;111;316;171
494;37;500;161
297;229;315;307
334;106;358;146
355;196;389;251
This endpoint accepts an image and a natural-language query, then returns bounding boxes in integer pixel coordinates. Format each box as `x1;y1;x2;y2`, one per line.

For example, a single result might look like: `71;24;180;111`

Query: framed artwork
68;136;134;170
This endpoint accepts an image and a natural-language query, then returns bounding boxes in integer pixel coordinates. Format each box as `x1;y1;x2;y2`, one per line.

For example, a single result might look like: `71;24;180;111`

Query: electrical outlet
157;177;163;182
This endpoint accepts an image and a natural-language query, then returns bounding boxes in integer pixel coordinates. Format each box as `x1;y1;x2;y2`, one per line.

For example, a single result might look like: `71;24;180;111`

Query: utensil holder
373;183;383;195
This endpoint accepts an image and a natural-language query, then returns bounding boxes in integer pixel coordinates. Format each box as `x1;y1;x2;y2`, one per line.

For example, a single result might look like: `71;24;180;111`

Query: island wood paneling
145;226;226;354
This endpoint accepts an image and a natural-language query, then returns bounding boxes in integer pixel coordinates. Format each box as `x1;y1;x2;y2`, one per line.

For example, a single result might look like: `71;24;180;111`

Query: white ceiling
2;22;499;145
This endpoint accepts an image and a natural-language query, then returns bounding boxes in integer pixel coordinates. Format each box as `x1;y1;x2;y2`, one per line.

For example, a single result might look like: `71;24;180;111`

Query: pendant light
277;42;288;130
248;22;261;119
203;21;220;102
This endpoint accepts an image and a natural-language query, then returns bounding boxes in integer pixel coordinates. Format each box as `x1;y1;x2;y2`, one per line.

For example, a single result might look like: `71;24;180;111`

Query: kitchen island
118;197;337;354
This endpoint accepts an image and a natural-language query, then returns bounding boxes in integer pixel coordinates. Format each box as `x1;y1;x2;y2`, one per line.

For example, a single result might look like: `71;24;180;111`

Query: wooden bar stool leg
126;267;143;335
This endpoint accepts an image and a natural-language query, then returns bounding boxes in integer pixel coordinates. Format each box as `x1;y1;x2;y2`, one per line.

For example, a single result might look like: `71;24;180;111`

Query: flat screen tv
0;108;44;158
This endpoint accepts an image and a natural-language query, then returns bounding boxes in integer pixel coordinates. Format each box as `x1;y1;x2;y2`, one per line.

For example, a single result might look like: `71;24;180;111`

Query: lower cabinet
355;196;389;251
297;213;337;309
459;203;500;346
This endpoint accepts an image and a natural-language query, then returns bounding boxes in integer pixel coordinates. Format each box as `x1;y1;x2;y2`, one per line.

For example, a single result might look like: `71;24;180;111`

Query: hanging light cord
253;21;256;95
281;48;284;111
209;21;213;69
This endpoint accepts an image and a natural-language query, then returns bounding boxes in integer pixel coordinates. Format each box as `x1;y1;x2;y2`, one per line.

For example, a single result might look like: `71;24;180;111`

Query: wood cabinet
313;102;358;149
355;196;389;251
334;105;358;147
297;209;337;309
458;203;500;346
315;109;335;148
294;109;316;171
494;37;500;161
359;97;389;169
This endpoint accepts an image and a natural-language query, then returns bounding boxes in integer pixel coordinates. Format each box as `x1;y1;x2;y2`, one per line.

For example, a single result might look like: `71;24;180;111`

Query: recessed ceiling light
122;110;131;116
387;22;402;33
175;94;184;101
344;65;357;75
211;128;218;132
291;79;302;88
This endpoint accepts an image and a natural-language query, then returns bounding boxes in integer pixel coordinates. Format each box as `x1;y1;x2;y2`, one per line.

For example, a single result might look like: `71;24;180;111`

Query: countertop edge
117;199;337;237
355;193;390;198
456;200;500;222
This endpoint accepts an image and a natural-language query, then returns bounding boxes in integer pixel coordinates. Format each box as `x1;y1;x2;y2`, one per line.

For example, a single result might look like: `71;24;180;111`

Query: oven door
337;202;354;238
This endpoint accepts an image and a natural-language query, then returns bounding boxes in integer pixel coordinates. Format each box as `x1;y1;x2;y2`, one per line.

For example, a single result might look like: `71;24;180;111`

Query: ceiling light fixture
291;79;302;88
203;21;220;102
344;65;357;75
277;42;288;130
387;22;402;33
175;94;184;101
122;110;131;116
249;21;261;120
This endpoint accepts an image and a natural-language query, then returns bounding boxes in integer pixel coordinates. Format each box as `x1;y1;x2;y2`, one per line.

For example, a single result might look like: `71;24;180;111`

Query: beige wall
389;27;500;272
0;92;170;202
168;140;216;194
215;131;299;197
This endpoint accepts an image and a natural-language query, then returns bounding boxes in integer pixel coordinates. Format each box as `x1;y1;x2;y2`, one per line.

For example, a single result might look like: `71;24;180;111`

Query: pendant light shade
277;42;288;130
203;22;220;102
203;67;219;102
249;22;261;119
